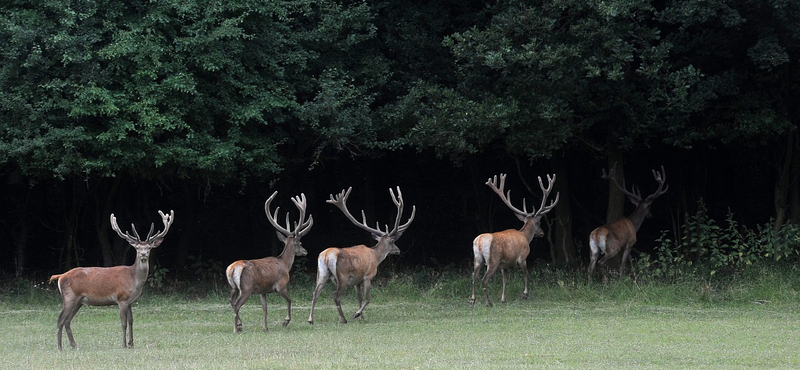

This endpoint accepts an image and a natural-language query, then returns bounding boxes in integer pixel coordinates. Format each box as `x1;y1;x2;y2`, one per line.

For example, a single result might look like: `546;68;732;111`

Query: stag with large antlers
49;210;174;349
308;187;415;324
226;192;313;333
470;174;559;307
588;165;668;281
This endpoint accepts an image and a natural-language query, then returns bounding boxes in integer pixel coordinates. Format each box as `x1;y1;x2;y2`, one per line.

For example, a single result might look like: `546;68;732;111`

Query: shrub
644;199;800;280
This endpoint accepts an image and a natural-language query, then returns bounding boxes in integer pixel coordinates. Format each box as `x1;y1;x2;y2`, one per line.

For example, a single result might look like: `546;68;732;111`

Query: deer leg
278;288;292;327
56;302;81;350
588;251;599;283
520;261;529;300
126;304;134;348
619;244;633;276
354;283;363;308
260;294;269;331
354;280;371;319
481;264;498;307
470;258;484;306
333;284;348;324
500;269;508;303
118;303;130;348
308;267;330;325
231;290;249;333
308;282;325;325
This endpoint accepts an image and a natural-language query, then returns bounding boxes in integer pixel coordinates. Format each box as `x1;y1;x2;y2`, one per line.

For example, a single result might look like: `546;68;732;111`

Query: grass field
1;265;799;369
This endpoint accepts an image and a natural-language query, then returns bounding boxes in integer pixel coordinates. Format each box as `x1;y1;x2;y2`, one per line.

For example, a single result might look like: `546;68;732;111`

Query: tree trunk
10;188;30;277
604;150;626;269
95;176;122;266
605;150;626;223
774;133;796;232
549;155;577;264
12;215;28;277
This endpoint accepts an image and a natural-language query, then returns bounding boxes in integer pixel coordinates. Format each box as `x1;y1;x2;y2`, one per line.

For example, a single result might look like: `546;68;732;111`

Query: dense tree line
1;0;798;279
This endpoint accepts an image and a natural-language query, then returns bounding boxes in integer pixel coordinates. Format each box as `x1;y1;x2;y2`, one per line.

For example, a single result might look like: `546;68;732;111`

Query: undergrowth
5;261;797;310
4;200;799;308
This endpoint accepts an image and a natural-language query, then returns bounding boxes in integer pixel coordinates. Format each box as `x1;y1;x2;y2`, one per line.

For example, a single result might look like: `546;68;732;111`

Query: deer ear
151;238;164;247
515;213;527;222
371;233;383;242
276;231;288;242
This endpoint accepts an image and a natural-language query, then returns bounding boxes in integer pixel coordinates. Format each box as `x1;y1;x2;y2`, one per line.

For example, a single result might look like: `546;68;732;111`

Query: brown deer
588;165;668;281
307;186;415;324
470;173;559;307
225;191;313;333
49;210;174;350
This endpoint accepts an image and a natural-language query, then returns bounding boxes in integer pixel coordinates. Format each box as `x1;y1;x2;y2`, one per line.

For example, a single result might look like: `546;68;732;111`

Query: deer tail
226;262;245;291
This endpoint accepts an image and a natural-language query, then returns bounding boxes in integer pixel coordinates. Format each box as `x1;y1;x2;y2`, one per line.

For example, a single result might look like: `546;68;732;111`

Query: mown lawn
1;270;799;369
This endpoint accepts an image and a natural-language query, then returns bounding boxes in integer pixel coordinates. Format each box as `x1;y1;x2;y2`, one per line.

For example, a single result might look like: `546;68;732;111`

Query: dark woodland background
0;0;796;280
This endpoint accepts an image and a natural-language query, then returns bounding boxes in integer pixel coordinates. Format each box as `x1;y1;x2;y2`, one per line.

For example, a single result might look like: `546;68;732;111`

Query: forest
1;0;799;282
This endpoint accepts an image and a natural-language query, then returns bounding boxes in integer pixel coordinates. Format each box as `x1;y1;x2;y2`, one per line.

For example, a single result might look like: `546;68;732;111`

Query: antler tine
284;212;292;233
130;223;142;242
645;165;669;201
110;214;140;244
387;187;416;236
144;223;155;241
265;191;293;237
389;187;404;235
397;205;416;234
328;187;383;236
534;174;560;216
288;193;313;237
486;173;534;217
148;209;175;242
601;163;641;202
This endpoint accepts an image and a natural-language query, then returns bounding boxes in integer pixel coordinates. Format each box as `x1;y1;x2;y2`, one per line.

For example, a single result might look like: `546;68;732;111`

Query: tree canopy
1;0;799;276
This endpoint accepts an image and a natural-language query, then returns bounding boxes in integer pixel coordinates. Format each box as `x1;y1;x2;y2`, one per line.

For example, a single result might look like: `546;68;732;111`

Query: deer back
335;245;382;281
54;265;139;304
590;217;637;255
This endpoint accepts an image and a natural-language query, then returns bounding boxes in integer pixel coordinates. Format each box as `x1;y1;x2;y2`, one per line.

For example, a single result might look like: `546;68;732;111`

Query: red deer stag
588;165;668;281
49;210;174;350
307;186;415;324
225;191;313;333
470;173;559;307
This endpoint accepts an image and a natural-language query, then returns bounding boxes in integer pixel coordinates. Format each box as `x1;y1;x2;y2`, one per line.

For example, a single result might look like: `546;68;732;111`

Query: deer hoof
282;320;290;327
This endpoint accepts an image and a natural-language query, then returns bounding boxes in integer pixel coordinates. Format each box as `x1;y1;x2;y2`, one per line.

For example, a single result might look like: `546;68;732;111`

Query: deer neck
371;239;393;264
518;218;538;243
131;255;151;289
277;240;297;267
627;204;650;232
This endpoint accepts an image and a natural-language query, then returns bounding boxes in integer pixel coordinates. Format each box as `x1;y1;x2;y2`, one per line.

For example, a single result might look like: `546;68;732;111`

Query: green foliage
641;200;800;279
147;264;170;289
0;0;387;182
186;255;224;282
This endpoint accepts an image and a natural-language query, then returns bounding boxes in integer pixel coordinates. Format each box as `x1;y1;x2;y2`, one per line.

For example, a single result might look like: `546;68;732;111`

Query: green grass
2;264;799;369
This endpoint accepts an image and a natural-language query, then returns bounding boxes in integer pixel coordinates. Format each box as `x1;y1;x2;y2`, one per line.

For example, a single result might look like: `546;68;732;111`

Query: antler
388;187;416;237
645;166;669;202
486;173;559;218
328;187;416;238
110;210;174;244
602;164;668;202
534;174;560;217
149;210;175;242
264;191;314;238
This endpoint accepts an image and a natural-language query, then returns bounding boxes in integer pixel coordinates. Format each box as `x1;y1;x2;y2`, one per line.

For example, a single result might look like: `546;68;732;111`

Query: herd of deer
48;165;667;349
